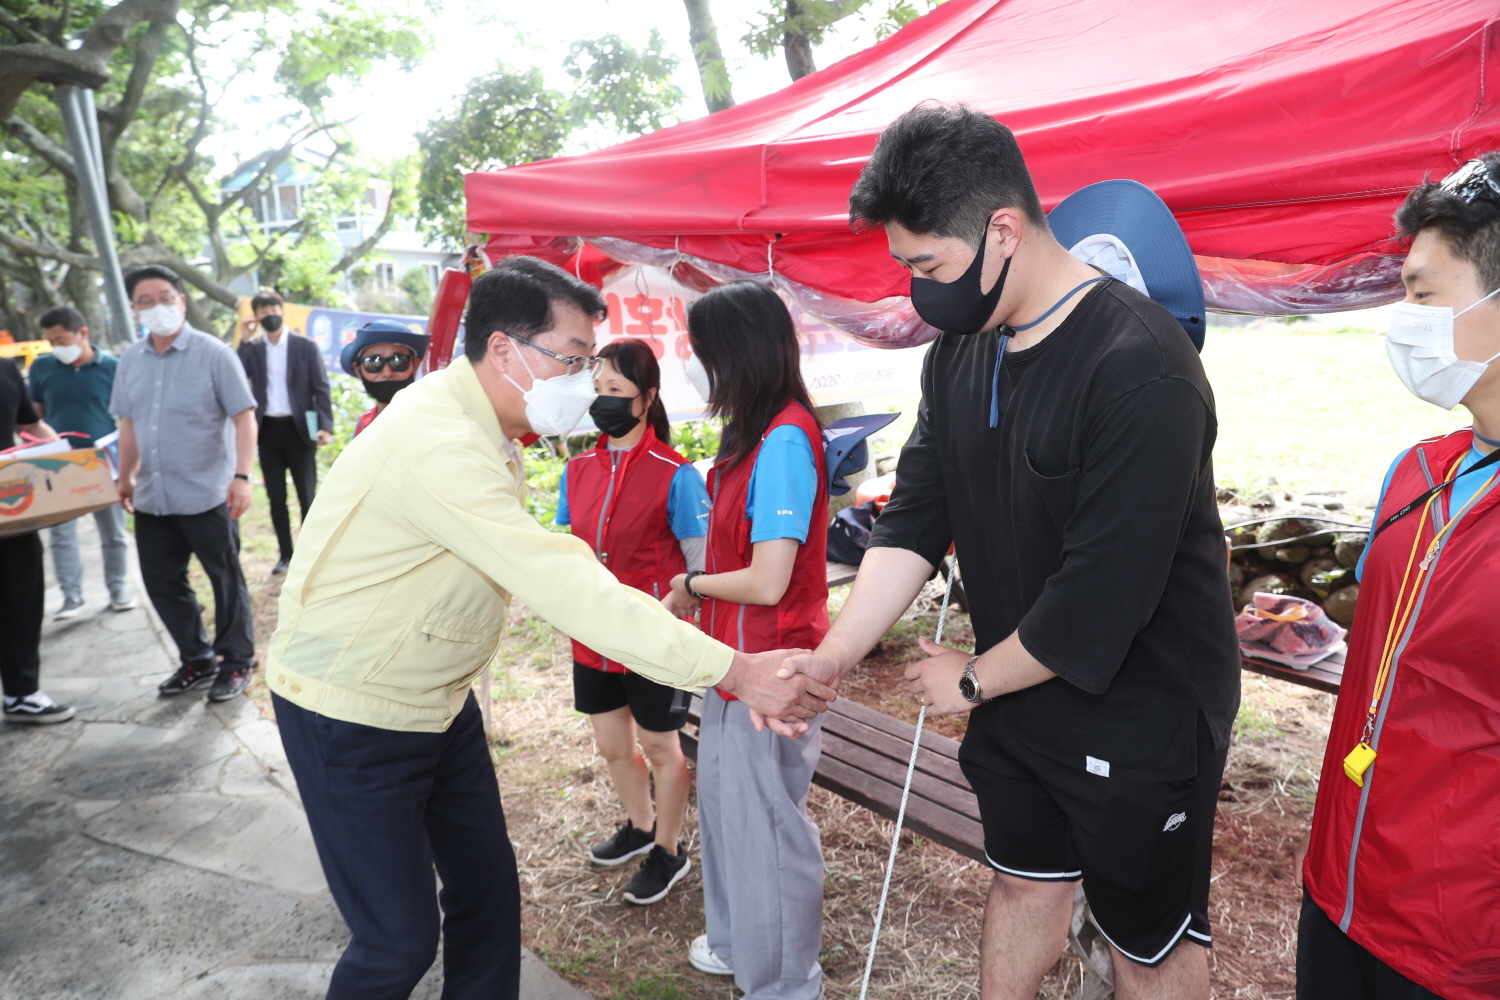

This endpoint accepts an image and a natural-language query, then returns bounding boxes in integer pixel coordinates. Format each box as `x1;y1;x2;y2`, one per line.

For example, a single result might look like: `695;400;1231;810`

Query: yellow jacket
266;357;732;732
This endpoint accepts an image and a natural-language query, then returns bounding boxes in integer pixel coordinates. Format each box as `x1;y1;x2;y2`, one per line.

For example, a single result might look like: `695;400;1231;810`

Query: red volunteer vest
703;402;829;698
565;427;691;672
1304;429;1500;1000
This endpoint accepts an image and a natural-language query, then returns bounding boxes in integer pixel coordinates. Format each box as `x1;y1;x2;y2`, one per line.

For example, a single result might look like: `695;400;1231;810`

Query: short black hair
1395;153;1500;293
124;264;185;299
250;289;284;311
38;306;86;333
848;103;1047;249
463;255;607;364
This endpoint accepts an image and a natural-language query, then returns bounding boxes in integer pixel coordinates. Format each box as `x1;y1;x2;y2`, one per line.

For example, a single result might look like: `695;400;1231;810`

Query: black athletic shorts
572;661;690;733
958;709;1226;968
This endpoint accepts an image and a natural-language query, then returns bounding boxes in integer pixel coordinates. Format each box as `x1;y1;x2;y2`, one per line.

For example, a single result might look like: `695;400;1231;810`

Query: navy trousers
275;692;521;1000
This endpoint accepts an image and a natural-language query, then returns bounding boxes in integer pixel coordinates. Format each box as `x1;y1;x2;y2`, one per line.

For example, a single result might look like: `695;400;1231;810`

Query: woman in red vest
1298;158;1500;1000
556;338;710;906
667;281;830;1000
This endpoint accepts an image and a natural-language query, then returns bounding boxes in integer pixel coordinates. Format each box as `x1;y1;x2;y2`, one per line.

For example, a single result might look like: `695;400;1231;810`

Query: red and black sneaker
157;661;217;696
207;668;253;703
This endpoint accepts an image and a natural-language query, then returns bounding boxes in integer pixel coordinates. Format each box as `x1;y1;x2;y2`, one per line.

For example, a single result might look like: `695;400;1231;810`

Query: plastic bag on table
1236;592;1346;657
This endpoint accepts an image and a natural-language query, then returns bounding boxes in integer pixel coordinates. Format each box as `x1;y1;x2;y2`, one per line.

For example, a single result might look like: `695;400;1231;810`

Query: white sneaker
108;598;138;612
53;599;85;620
688;934;734;976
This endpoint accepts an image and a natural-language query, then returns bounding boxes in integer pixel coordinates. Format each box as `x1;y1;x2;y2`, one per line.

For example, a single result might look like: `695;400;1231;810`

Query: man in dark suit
237;289;334;574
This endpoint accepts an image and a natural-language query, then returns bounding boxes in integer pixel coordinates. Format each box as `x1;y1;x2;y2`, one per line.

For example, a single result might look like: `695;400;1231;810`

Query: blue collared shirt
109;325;256;516
28;349;119;447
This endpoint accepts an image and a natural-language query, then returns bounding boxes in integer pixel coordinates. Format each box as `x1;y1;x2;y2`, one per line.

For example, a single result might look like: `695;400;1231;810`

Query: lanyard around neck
1370;446;1500;542
988;276;1107;429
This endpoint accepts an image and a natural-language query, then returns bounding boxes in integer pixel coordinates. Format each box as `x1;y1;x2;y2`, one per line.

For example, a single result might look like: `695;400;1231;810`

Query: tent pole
57;85;134;348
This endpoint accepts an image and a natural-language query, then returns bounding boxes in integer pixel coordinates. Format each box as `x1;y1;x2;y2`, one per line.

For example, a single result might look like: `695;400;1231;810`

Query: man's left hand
227;477;252;520
904;637;977;715
316;430;332;446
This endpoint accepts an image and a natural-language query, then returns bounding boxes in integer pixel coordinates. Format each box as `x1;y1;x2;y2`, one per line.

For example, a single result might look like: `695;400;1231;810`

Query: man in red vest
1297;156;1500;1000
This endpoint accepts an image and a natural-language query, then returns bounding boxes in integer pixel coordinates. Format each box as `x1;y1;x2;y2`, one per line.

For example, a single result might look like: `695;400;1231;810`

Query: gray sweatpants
698;689;824;1000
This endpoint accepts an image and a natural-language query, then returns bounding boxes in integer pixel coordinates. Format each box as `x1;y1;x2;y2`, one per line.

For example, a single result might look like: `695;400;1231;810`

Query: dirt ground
193;491;1329;1000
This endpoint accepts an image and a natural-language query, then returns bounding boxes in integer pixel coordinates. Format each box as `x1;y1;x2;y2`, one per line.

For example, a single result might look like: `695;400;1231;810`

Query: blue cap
340;320;431;376
823;412;901;496
1047;179;1206;350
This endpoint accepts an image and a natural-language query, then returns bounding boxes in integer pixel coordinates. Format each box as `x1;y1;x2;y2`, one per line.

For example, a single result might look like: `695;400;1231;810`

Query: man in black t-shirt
786;107;1238;998
0;358;75;723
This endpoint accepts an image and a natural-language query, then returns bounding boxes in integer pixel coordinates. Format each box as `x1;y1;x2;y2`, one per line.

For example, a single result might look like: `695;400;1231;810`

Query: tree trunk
783;0;818;81
681;0;735;113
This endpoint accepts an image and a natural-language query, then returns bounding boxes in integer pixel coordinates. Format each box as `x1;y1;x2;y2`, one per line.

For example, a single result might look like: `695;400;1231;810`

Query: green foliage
316;374;374;476
670;419;722;462
273;3;430;109
399;263;434;315
522;440;570;532
416;33;683;246
741;0;945;59
564;31;683;135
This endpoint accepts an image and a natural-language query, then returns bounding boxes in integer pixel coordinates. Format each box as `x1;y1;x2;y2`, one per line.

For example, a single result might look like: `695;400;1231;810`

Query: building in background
220;150;457;314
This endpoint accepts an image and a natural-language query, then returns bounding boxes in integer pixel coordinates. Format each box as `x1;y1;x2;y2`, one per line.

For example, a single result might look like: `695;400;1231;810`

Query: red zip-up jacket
703;402;829;699
1304;429;1500;999
564;427;693;672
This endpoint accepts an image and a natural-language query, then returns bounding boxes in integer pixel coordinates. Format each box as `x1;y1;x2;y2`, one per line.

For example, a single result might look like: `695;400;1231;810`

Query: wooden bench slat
820;730;981;823
813;756;987;864
828;697;963;762
818;708;971;789
1240;648;1344;695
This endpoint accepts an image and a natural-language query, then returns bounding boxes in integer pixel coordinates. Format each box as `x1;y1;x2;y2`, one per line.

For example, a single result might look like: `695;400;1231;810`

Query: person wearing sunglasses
339;320;431;437
266;256;833;1000
1293;156;1500;1000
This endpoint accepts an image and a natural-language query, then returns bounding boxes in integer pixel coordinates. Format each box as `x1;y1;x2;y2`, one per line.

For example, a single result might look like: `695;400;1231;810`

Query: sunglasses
358;352;416;374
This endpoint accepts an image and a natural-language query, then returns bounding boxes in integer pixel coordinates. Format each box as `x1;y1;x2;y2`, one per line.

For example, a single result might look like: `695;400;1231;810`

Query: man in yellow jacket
268;256;833;1000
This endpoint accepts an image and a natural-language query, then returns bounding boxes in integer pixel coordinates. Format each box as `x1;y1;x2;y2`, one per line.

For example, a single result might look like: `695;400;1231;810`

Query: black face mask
590;394;642;438
259;314;283;333
361;377;410;405
909;237;1011;335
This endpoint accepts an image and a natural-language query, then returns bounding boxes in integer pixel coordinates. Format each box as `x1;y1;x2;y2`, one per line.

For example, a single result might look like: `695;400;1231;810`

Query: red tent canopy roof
466;0;1500;305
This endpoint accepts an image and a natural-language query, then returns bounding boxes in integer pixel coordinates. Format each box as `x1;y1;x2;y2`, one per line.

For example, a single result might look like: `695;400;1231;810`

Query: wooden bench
1240;648;1344;695
680;693;985;863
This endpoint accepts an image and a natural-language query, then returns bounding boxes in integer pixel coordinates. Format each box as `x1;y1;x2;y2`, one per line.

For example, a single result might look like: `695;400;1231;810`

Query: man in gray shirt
112;265;259;703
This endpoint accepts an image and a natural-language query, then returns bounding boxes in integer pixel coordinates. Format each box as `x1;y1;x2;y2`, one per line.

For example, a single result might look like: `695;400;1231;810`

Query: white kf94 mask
505;347;596;437
1386;286;1500;410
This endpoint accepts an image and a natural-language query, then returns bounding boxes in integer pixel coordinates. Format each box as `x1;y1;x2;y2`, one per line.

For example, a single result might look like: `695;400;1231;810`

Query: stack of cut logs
1222;504;1367;628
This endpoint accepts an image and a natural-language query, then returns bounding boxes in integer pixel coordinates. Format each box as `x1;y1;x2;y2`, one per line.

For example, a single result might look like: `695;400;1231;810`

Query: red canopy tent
466;0;1500;345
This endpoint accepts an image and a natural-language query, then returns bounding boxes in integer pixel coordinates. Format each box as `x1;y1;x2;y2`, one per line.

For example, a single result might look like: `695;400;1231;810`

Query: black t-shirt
1;358;40;447
870;280;1240;780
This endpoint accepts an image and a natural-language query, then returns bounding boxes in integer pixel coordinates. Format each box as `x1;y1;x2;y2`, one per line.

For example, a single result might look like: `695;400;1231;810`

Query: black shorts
958;711;1226;968
572;661;690;733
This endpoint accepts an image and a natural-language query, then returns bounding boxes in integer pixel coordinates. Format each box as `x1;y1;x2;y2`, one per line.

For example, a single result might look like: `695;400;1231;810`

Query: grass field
866;312;1466;498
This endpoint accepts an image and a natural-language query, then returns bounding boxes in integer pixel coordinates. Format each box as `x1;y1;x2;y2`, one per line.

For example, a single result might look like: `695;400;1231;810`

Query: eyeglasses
509;335;602;377
358;352;416;374
132;294;180;309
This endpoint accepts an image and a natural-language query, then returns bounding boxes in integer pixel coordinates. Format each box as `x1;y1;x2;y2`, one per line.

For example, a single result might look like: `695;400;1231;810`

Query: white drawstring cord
857;559;957;999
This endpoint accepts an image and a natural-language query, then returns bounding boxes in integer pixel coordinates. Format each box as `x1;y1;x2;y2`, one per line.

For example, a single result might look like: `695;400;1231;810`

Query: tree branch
2;114;75;176
331;187;400;274
0;228;97;268
0;9;47;45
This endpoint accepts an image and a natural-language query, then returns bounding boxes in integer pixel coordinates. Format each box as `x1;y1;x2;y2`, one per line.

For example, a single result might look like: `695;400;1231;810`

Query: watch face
959;675;977;702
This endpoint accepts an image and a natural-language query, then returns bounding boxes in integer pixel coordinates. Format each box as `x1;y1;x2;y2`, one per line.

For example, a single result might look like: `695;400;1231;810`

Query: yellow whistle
1344;743;1377;786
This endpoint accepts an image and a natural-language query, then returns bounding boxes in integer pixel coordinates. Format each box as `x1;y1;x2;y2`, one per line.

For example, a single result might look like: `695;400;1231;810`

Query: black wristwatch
233;473;250;482
958;655;985;704
684;571;707;600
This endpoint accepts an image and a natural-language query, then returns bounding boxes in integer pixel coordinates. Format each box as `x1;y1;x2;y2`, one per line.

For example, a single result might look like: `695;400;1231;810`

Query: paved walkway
0;516;587;1000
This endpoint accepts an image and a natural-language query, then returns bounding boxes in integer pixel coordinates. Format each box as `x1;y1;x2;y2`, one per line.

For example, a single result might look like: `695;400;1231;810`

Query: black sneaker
207;668;252;702
623;844;691;905
588;820;655;866
158;661;218;696
3;692;76;725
